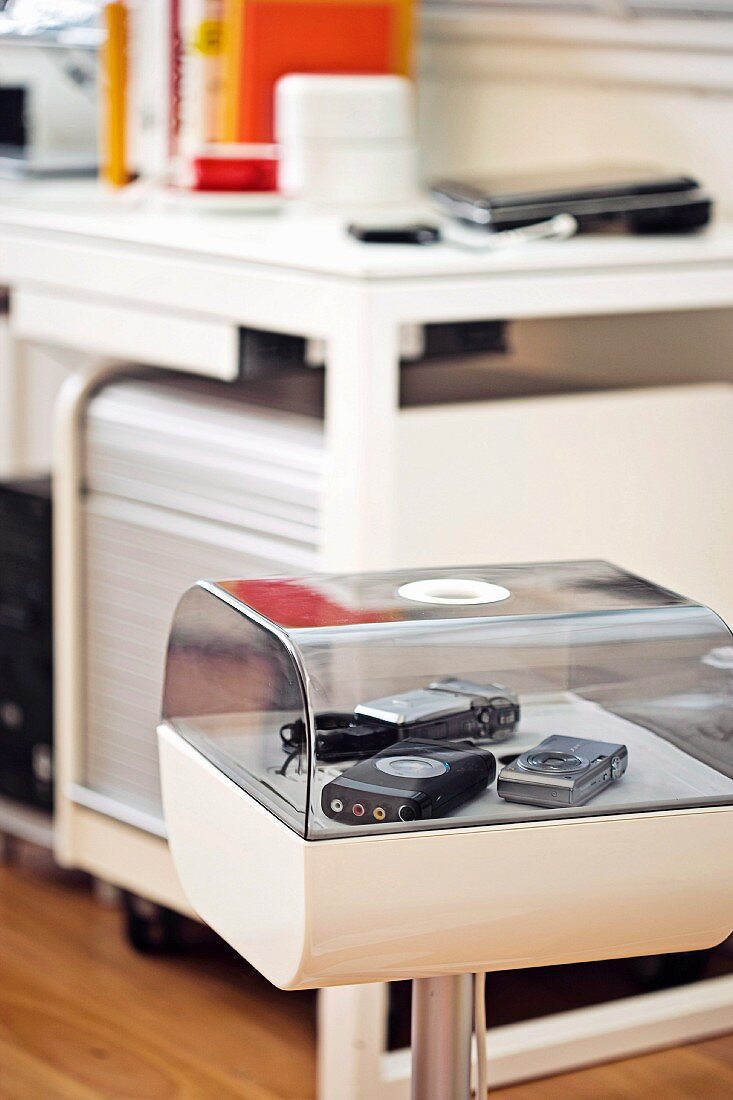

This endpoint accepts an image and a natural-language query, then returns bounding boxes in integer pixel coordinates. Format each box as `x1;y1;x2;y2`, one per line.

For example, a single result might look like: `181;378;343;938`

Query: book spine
122;0;173;180
221;0;245;143
170;0;183;160
102;1;130;186
175;0;226;185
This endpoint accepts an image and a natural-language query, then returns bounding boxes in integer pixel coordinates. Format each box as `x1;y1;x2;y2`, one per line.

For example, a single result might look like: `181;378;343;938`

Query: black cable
277;748;301;777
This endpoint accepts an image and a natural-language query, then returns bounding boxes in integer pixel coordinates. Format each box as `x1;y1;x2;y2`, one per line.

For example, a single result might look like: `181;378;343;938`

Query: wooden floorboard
0;843;732;1099
492;1039;733;1099
0;845;316;1100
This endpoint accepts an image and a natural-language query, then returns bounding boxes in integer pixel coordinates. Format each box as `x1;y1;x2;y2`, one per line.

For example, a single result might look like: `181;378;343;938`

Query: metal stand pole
411;974;473;1100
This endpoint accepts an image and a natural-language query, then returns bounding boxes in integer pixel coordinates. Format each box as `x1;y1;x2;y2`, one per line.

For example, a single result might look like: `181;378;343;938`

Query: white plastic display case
158;561;733;993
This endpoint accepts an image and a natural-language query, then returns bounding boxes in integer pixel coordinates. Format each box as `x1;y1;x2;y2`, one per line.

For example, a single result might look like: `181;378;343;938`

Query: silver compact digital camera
497;735;628;808
355;678;520;743
280;678;520;764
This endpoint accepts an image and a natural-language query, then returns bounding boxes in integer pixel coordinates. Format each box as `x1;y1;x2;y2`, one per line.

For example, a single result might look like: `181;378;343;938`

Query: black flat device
348;223;441;245
0;476;53;808
321;738;496;826
431;163;712;235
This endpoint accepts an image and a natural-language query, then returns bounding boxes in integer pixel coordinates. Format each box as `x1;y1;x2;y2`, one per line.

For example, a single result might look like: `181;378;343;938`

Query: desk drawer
12;288;239;379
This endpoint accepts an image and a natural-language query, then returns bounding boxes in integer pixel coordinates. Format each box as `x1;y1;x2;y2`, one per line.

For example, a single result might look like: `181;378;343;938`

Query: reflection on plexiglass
161;562;733;839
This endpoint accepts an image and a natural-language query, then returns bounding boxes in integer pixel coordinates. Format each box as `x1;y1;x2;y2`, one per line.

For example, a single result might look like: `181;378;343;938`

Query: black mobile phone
321;738;496;826
348;223;442;245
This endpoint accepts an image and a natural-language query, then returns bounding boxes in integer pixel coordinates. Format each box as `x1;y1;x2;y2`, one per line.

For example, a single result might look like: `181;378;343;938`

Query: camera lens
375;756;448;779
523;750;585;773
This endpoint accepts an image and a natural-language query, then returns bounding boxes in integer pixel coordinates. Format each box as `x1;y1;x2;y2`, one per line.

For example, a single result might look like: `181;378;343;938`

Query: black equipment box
0;477;53;808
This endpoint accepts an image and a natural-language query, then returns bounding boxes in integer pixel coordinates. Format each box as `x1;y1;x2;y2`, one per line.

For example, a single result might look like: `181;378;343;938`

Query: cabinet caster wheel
0;831;17;864
632;950;710;991
121;891;183;954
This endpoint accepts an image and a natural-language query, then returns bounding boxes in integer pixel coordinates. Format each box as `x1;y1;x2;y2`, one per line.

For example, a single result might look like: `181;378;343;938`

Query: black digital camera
322;738;496;826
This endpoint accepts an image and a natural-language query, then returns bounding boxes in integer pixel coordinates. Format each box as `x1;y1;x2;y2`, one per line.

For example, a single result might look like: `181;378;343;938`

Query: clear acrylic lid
161;562;733;839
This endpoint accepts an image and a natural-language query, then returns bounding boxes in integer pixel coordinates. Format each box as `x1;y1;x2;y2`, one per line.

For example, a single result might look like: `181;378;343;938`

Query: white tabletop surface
2;180;733;280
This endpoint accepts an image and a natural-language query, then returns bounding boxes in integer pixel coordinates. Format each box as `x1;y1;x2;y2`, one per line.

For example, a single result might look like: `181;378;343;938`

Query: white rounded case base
159;723;733;991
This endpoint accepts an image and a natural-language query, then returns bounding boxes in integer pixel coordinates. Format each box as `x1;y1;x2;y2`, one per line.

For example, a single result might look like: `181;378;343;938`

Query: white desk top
2;180;733;282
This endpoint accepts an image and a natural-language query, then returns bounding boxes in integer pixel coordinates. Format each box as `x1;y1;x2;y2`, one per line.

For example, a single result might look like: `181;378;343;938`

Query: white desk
3;179;733;278
3;186;733;565
1;184;733;1099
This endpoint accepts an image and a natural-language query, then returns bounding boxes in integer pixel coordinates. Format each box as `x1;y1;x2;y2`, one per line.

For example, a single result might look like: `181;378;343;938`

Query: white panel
86;379;324;542
426;0;733;18
0;323;71;476
160;725;733;989
84;502;295;821
22;344;72;471
12;288;239;379
378;975;733;1098
82;378;324;826
629;0;733;14
427;0;599;9
394;384;733;625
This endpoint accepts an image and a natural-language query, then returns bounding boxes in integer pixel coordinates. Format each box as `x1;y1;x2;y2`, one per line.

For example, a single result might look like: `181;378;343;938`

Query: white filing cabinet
79;376;323;833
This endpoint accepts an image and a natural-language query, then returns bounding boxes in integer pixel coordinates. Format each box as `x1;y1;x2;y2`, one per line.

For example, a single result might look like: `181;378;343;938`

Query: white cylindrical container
275;74;417;206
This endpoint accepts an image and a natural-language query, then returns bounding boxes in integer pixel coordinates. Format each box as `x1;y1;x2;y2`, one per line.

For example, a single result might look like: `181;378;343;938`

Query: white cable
474;971;488;1099
443;213;579;252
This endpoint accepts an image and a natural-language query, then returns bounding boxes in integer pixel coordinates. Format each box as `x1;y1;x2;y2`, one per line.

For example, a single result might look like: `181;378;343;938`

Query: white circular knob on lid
396;579;512;606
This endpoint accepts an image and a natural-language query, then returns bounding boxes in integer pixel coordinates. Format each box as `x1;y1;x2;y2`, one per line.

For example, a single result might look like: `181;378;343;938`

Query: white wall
419;13;733;214
417;11;733;417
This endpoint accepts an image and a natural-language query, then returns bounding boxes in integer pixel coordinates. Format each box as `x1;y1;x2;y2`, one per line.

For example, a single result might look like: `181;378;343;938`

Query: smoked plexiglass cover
161;561;733;840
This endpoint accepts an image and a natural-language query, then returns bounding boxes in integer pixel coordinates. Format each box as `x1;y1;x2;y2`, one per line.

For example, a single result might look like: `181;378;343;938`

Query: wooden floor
1;844;732;1100
0;844;316;1100
492;1036;733;1099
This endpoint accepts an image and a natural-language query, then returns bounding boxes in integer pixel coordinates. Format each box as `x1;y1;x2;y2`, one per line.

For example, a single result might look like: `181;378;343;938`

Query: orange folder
221;0;414;143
